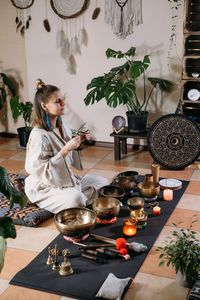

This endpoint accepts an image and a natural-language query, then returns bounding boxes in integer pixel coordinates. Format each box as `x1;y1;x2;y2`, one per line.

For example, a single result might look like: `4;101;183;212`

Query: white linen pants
36;174;109;214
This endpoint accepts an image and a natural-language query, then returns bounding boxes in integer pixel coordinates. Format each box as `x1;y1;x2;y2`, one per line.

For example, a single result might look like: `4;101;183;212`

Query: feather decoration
16;20;22;32
20;25;25;37
77;28;84;46
66;56;73;74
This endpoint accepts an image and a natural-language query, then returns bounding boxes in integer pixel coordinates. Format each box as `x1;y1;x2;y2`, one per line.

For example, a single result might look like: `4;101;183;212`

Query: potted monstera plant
84;46;174;132
155;218;200;288
0;166;27;272
10;96;33;148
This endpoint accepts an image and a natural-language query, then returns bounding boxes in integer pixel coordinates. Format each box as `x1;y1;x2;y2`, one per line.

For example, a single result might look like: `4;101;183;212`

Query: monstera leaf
148;77;174;91
0;237;7;273
84;73;115;106
106;47;136;59
130;55;150;80
105;79;135;108
0;167;27;209
0;166;28;272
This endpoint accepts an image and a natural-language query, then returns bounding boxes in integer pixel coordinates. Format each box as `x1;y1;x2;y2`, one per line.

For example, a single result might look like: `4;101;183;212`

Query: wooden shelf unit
180;0;200;125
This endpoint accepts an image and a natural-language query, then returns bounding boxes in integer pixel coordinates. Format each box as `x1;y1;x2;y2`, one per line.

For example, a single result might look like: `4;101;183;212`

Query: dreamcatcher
51;0;88;74
11;0;34;37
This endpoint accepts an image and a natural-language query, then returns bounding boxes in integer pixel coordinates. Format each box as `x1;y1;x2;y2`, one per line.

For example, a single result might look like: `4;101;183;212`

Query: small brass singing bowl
92;197;120;220
54;208;96;239
138;182;160;198
130;211;148;223
99;185;125;200
113;176;136;191
127;197;145;211
117;171;139;181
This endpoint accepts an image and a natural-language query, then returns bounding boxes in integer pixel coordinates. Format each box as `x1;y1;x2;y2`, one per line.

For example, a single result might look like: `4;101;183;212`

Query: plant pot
176;270;194;289
126;111;148;132
17;127;32;148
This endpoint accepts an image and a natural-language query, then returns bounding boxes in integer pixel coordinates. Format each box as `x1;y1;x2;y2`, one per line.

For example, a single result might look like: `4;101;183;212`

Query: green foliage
155;217;200;284
71;123;87;137
0;166;28;272
10;96;33;130
0;73;16;120
84;46;174;115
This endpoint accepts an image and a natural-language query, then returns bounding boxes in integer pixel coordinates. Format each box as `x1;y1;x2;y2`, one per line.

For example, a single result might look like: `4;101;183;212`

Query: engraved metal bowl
113;176;136;191
117;171;139;181
99;185;125;200
54;208;96;238
137;182;160;198
127;197;145;211
92;197;120;220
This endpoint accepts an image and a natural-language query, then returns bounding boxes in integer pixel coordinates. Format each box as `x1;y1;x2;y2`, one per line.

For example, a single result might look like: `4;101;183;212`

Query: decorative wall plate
11;0;34;9
187;89;200;101
147;114;200;170
50;0;88;19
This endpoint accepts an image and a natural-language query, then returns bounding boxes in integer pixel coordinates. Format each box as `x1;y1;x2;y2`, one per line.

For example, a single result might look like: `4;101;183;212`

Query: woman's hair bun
36;79;45;90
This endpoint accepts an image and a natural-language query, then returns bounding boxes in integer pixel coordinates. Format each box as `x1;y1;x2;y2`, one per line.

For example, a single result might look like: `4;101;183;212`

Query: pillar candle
163;189;173;201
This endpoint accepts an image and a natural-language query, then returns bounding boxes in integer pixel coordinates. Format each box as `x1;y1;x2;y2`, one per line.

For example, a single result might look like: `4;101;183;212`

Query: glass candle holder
163;189;173;201
123;218;137;236
153;206;161;216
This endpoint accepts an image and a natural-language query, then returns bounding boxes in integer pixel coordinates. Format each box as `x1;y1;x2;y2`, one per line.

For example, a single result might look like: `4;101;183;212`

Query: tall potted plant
84;46;174;132
155;218;200;288
10;96;33;148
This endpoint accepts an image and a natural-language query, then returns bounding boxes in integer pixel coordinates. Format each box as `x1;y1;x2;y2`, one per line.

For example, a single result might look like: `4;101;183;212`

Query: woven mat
10;179;189;300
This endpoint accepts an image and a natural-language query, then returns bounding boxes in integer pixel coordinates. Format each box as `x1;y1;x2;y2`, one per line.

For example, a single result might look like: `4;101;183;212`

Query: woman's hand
60;135;81;157
79;130;90;142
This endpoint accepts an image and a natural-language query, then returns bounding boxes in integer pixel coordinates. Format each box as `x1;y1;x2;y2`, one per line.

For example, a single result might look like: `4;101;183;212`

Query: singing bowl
137;182;160;198
113;176;136;191
117;171;139;181
127;197;145;211
54;208;96;238
99;185;125;200
92;197;120;220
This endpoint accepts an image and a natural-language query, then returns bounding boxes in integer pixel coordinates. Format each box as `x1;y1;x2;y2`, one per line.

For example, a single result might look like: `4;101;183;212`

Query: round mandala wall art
147;114;200;169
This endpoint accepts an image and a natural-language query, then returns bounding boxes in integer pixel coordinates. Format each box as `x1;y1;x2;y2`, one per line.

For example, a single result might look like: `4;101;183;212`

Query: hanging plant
168;0;183;63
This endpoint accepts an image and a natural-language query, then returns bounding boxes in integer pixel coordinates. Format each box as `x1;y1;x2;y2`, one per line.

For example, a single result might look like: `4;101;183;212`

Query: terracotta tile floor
0;136;199;300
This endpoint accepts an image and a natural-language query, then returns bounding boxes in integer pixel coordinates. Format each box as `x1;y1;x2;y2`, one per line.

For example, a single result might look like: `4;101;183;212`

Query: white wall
0;0;29;133
1;0;184;141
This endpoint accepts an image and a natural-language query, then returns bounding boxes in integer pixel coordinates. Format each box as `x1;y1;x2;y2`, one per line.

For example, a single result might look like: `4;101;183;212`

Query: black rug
10;179;189;300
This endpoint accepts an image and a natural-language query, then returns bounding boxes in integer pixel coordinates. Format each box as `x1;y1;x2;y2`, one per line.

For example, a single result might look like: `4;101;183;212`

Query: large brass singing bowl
138;182;160;198
113;176;136;190
117;171;138;181
54;208;96;238
127;197;145;211
99;185;125;200
92;197;120;220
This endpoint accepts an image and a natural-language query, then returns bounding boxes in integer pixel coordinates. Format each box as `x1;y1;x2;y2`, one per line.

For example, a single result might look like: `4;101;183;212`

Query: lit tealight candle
123;219;137;236
153;206;161;216
163;189;173;201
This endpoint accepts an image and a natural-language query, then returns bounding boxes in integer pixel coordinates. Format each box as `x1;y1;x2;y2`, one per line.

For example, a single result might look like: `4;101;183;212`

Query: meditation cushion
0;173;53;227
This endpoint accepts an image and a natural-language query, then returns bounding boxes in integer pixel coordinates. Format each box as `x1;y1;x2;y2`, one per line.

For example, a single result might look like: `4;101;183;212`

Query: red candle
123;219;137;236
163;189;173;201
153;206;161;216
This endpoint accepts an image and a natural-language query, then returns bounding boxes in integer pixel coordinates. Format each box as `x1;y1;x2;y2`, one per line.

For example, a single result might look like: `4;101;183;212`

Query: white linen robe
24;123;109;213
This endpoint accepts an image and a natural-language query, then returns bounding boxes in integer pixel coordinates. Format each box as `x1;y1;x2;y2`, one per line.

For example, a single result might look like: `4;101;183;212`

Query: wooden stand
110;129;148;160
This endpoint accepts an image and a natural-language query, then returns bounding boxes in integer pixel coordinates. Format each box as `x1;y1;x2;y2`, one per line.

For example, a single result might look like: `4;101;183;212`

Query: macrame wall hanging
105;0;143;39
11;0;34;37
50;0;88;74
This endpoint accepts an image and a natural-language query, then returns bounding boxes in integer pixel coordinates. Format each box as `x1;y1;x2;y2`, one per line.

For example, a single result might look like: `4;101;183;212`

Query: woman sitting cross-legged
24;79;109;214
